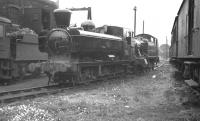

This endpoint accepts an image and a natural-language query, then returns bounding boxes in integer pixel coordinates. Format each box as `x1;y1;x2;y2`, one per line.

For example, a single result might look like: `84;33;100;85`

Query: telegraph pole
142;20;144;34
133;6;137;36
56;0;59;8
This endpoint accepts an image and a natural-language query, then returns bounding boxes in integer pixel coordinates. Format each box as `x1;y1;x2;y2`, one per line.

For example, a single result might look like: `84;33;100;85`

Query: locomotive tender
39;9;159;85
169;0;200;85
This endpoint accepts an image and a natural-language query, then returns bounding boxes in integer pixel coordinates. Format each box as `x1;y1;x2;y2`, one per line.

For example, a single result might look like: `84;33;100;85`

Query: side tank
69;29;124;58
39;9;124;59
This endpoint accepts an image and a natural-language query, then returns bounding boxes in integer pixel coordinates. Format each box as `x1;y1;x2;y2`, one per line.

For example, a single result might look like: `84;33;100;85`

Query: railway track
154;60;167;70
0;84;74;104
0;62;164;105
0;73;125;104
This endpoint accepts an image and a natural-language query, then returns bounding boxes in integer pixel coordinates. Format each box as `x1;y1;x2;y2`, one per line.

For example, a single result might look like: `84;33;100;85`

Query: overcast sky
52;0;183;45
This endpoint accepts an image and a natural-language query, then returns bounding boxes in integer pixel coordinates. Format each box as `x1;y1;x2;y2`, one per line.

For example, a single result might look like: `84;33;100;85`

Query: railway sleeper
0;91;51;104
0;64;157;104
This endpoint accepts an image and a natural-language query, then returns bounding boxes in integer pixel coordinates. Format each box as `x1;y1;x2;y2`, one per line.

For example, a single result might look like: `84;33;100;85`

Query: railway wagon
169;17;178;61
0;0;57;34
0;16;48;85
39;9;158;85
170;0;200;85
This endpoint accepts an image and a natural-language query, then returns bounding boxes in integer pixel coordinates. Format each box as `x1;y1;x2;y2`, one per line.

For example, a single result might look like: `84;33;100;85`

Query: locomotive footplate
53;71;76;85
71;60;131;84
78;60;130;67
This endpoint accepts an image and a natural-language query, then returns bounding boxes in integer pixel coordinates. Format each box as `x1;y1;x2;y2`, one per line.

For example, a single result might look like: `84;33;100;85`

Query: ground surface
0;76;49;92
0;62;200;121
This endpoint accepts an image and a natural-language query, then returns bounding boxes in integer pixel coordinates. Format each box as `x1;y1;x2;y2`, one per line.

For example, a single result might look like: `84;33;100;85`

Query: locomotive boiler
39;9;159;85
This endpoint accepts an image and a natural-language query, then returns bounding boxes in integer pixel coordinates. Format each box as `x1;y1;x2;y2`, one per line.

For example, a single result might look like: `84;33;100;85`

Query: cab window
0;25;4;37
5;24;19;37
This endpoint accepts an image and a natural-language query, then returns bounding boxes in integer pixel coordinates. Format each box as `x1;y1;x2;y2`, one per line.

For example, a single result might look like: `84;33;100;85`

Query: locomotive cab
0;17;12;82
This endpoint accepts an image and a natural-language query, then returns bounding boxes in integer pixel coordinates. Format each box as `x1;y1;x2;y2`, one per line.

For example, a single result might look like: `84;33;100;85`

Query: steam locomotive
0;0;58;85
39;9;159;85
0;16;48;85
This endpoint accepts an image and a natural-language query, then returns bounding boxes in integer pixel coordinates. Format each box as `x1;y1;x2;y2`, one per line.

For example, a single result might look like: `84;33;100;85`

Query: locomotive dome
81;20;95;32
81;20;95;27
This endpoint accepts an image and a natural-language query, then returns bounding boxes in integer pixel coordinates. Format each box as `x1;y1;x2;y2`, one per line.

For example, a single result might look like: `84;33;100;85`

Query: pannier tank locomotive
39;9;159;85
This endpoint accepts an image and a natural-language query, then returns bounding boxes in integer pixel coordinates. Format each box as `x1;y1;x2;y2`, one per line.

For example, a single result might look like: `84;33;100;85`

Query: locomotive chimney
54;9;72;27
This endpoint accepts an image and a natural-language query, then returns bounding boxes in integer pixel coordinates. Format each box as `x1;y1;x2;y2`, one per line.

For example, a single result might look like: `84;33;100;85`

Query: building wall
0;0;57;34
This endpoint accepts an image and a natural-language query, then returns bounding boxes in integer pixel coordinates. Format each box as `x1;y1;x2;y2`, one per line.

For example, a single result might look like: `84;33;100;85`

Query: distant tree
159;44;170;60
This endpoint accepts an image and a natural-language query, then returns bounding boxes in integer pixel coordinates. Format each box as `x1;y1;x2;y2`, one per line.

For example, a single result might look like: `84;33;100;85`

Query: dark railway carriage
169;0;200;85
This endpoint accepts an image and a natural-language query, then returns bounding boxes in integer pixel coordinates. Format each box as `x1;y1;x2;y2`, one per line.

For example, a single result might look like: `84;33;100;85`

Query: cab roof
0;17;11;24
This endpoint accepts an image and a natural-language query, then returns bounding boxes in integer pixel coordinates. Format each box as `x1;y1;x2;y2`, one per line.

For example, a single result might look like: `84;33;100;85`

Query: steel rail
0;63;159;105
0;85;73;104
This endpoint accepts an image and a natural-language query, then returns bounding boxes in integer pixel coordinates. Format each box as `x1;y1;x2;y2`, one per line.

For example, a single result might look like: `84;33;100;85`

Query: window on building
42;9;50;30
8;7;20;24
